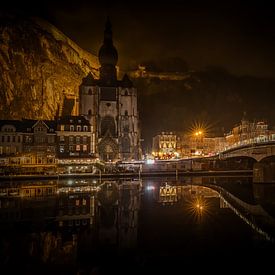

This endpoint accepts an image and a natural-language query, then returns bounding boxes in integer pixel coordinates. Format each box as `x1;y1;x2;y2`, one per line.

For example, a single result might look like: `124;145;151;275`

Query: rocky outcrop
0;15;99;119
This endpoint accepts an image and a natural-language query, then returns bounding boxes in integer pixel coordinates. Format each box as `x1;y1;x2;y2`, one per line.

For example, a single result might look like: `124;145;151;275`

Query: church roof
121;74;133;88
81;72;97;86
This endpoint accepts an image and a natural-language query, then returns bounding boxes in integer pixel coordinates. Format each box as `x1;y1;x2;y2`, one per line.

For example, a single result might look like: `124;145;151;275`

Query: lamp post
194;130;204;156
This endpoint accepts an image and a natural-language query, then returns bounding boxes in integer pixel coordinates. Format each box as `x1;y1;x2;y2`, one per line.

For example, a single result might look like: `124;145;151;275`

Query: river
0;176;274;274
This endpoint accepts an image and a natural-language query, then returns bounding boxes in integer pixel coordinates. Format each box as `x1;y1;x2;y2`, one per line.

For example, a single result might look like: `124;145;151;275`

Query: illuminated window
60;125;64;131
60;145;64;153
76;145;81;151
83;199;86;206
83;145;87;151
76;199;80;206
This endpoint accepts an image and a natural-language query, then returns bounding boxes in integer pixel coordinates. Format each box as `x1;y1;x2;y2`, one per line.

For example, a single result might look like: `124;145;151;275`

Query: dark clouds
2;0;275;78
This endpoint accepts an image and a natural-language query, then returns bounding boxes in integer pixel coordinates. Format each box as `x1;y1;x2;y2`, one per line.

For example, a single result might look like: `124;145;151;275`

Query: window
83;145;87;151
48;136;55;143
60;136;65;142
69;145;74;151
69;136;74;143
70;125;74;131
76;145;81;151
7;136;10;142
59;145;64;153
12;136;16;142
76;137;80;143
60;125;64;131
1;136;4;142
101;116;116;137
77;125;81;132
83;126;88;132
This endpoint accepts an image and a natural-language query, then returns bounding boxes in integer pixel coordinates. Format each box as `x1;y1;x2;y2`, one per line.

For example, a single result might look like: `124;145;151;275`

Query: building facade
79;18;141;162
56;115;92;159
152;131;177;159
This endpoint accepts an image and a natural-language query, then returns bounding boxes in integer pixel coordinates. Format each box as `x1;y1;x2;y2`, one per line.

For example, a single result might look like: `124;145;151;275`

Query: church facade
79;19;141;162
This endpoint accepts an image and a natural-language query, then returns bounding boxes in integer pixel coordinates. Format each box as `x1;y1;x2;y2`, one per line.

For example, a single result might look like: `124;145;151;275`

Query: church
78;18;141;162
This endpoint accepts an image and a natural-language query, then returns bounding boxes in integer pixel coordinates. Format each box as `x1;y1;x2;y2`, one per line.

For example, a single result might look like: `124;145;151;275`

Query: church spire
104;16;113;44
98;17;118;85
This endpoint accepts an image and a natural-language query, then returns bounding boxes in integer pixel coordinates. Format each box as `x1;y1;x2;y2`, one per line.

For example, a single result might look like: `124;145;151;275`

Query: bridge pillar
253;162;275;183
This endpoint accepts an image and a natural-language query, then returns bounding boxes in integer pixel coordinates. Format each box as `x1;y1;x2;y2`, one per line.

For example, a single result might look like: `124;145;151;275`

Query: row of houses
0;116;95;173
152;118;275;159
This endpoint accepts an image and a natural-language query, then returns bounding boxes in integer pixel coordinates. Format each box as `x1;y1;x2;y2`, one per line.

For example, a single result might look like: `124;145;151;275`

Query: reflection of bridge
203;183;275;242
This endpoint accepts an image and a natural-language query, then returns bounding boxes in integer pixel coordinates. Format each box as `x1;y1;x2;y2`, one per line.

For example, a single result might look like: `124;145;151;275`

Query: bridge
218;140;275;162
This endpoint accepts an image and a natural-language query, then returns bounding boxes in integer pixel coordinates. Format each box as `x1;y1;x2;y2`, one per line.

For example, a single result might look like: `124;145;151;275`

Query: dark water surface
0;176;275;274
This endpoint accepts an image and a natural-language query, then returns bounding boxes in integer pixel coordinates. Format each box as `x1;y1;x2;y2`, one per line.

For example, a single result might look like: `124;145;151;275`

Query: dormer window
77;125;81;132
83;126;88;132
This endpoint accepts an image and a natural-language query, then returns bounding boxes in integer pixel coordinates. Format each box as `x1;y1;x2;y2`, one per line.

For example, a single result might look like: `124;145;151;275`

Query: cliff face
0;15;99;120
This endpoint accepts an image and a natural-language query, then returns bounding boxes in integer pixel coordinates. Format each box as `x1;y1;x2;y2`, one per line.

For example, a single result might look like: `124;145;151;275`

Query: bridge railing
219;134;275;155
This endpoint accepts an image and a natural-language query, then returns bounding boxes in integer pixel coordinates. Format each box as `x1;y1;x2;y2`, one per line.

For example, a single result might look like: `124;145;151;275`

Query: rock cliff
0;15;99;119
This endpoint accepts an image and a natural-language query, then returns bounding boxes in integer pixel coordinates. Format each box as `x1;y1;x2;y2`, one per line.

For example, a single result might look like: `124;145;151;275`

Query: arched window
122;136;130;153
101;116;116;137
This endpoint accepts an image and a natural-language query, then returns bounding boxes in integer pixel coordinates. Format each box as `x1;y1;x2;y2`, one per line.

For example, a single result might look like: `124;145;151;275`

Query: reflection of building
118;181;141;248
158;183;179;204
79;18;141;162
97;181;119;245
56;191;95;228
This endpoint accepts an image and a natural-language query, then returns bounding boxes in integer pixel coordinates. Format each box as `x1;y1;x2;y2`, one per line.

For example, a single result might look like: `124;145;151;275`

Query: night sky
2;0;275;78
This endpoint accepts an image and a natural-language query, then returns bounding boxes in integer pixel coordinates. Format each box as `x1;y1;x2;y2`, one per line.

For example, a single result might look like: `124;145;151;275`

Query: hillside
0;15;99;119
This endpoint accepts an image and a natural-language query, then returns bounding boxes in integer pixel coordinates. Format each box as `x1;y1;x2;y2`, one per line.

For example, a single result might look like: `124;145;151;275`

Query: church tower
79;18;141;162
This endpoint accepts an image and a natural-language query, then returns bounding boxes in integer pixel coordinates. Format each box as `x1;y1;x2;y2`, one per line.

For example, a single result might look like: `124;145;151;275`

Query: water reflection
0;177;275;273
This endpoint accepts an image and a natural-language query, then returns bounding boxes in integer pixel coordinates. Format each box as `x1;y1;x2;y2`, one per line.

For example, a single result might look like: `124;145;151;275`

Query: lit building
152;131;177;159
56;115;92;159
0;120;23;156
225;115;270;147
79;18;141;162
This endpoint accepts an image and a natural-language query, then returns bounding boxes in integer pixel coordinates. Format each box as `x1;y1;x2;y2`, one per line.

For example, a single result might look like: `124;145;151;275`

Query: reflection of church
79;18;141;161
